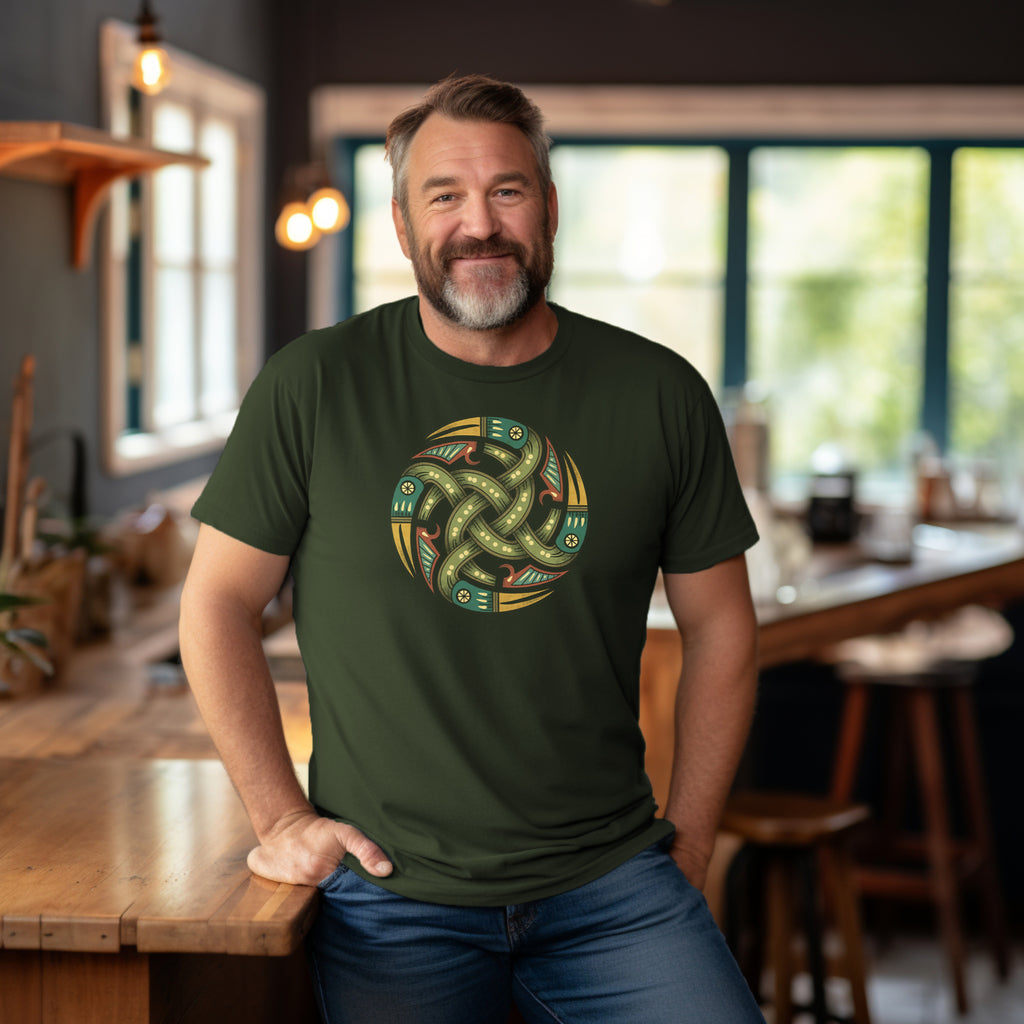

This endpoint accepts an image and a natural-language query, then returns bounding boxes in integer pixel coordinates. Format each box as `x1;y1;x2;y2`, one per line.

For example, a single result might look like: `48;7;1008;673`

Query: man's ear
547;182;559;238
392;198;412;260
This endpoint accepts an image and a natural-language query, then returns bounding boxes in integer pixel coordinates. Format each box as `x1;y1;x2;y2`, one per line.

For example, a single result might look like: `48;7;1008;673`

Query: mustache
440;238;528;263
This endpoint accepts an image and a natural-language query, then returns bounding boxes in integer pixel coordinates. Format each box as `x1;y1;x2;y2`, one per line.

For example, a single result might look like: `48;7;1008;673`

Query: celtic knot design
390;417;589;613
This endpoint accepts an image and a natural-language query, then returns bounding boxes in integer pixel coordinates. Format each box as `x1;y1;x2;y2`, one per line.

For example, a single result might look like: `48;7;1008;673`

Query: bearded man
181;74;765;1024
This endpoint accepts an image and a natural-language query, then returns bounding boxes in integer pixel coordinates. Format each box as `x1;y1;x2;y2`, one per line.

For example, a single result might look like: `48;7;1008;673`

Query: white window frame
308;83;1024;330
100;20;265;476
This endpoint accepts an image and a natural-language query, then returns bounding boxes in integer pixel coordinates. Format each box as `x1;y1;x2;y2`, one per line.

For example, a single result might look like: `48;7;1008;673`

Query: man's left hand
668;836;710;892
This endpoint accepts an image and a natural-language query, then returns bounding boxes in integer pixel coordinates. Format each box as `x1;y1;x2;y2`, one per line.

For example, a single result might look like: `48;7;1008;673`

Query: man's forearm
662;632;758;886
179;589;312;841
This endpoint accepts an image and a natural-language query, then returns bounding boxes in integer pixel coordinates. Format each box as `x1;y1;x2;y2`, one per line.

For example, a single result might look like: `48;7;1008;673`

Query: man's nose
460;194;501;239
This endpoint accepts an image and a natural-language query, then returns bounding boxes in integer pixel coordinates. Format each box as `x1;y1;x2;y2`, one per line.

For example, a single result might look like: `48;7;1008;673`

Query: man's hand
668;835;710;892
247;809;394;886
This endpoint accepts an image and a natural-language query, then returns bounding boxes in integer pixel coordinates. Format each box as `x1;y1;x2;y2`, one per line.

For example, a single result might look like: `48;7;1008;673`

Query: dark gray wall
0;0;273;519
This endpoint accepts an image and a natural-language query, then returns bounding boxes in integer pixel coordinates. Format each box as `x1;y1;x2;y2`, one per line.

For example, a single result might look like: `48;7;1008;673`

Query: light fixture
275;201;320;251
275;165;350;251
132;0;171;96
308;186;350;234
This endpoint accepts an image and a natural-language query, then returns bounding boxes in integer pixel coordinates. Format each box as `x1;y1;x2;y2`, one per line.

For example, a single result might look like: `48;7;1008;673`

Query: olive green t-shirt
191;297;758;906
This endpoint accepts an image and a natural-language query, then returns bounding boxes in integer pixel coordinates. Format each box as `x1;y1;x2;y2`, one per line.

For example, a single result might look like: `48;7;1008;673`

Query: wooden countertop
638;523;1024;809
0;585;316;961
648;523;1024;667
0;757;316;956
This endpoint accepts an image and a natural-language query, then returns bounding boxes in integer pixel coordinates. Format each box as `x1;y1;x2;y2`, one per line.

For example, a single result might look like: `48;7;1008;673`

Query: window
950;149;1024;498
748;147;929;496
351;144;415;310
550;145;726;384
100;21;264;474
313;85;1024;510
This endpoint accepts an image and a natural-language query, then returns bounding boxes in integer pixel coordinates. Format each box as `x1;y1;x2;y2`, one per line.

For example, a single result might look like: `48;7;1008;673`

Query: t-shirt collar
405;297;572;382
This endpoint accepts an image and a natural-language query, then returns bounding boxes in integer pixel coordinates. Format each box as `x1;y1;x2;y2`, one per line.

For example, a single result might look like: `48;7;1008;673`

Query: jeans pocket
316;862;350;892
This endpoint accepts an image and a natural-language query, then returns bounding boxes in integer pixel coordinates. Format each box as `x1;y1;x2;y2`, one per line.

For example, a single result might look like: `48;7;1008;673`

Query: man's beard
408;227;554;332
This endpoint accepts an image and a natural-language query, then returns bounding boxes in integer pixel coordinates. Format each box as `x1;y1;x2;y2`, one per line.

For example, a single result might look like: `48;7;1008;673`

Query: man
180;74;765;1023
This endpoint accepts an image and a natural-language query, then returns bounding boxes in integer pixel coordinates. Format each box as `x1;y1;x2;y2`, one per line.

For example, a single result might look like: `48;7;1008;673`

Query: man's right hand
247;809;394;886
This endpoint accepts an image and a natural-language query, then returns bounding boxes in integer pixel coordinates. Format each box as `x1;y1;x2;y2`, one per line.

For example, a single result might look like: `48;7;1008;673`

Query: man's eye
433;194;457;204
496;188;520;198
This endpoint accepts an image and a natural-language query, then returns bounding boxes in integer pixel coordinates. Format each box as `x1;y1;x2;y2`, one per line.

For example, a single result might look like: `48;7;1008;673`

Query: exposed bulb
133;46;171;95
275;202;320;250
308;187;350;233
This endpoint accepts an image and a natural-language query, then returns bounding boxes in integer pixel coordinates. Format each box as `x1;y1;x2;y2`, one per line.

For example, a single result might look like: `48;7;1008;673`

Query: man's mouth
443;241;522;266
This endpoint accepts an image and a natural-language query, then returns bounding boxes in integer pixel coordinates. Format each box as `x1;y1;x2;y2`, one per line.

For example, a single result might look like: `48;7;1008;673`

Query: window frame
99;20;265;476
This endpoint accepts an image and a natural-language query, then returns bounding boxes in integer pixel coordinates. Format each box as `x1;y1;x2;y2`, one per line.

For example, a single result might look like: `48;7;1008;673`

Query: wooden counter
0;589;319;1024
0;757;320;1023
0;757;315;957
640;524;1024;810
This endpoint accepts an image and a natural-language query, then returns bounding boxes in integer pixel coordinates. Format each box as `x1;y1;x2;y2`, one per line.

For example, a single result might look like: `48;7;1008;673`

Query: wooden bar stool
720;791;873;1024
828;606;1013;1015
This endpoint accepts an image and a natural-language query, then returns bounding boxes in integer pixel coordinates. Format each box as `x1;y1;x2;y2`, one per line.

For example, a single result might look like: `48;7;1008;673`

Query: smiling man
390;112;556;354
181;74;765;1023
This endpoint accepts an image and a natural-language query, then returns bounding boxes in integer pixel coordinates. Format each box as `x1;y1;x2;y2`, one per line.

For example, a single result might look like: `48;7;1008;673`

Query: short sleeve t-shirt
192;298;758;906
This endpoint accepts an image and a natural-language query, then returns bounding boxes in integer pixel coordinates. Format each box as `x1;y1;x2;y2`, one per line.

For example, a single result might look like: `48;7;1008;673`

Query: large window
748;147;929;494
318;86;1024;511
950;149;1024;494
100;22;264;474
549;146;726;384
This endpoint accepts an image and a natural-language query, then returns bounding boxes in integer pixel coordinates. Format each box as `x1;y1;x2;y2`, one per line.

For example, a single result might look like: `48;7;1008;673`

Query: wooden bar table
639;524;1024;810
0;757;319;1024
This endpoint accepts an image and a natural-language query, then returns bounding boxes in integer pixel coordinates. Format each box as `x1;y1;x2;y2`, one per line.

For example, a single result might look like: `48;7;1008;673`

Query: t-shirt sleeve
659;374;759;574
191;351;311;556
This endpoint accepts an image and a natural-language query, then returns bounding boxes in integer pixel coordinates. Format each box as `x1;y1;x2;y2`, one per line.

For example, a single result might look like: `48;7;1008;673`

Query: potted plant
0;590;52;695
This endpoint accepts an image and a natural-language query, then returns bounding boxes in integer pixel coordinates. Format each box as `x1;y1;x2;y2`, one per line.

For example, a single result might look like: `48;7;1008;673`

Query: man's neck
417;297;558;367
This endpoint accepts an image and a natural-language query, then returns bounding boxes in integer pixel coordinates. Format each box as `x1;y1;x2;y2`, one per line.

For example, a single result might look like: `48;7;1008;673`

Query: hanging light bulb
132;0;171;96
275;201;321;251
275;165;351;251
307;186;350;234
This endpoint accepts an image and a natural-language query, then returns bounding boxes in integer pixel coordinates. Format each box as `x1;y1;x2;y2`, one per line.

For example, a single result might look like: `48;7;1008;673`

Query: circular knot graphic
390;417;589;613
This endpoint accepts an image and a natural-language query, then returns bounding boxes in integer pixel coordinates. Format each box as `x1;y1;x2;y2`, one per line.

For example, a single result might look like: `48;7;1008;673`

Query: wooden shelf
0;121;208;270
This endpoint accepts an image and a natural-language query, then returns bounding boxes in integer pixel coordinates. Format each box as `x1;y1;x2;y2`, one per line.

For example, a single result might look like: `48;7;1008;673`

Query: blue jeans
306;838;764;1023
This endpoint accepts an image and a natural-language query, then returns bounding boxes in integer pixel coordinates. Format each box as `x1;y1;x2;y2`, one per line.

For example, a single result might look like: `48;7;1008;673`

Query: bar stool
719;791;873;1024
828;605;1013;1015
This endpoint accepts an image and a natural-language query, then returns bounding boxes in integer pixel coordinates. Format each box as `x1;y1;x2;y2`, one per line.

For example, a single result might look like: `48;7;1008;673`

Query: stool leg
882;690;911;846
907;688;969;1015
824;844;874;1024
798;851;830;1024
952;687;1011;980
832;682;870;801
766;854;795;1024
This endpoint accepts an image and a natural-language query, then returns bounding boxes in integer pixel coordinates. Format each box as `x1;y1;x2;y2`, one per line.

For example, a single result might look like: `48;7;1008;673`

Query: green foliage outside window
951;149;1024;486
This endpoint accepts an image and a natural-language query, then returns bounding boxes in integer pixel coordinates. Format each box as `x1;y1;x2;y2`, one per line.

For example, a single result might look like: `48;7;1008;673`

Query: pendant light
132;1;171;96
275;164;350;251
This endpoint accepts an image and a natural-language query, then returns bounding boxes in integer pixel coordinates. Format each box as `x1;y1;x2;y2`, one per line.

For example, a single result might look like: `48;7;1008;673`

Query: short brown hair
385;73;551;215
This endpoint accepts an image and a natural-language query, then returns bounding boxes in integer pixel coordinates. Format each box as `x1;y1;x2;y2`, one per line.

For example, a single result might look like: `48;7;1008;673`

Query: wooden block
41;915;121;954
2;913;40;950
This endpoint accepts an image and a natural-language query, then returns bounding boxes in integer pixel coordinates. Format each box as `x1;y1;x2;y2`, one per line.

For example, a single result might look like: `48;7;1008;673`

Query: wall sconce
275;164;350;252
132;0;171;95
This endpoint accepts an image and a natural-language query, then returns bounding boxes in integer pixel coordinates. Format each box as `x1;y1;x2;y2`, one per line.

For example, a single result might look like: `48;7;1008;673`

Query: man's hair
385;73;551;216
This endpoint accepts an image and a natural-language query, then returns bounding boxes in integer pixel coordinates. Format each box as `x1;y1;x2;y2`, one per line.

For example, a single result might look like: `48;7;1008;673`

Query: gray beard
438;264;531;331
